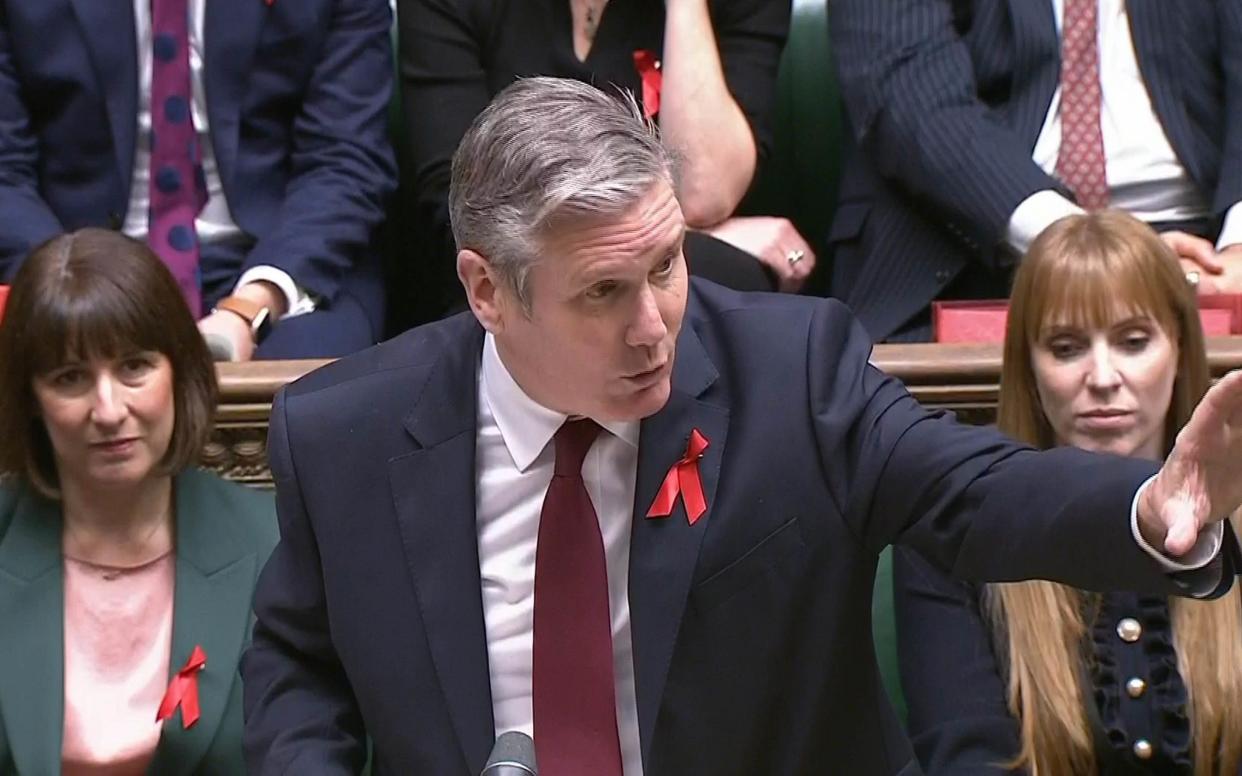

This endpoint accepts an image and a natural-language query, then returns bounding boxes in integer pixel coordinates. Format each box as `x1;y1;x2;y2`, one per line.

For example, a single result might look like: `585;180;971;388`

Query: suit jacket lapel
68;0;139;197
1005;0;1060;148
0;491;65;776
389;320;496;774
628;323;728;767
148;471;259;776
202;0;268;189
1125;0;1200;181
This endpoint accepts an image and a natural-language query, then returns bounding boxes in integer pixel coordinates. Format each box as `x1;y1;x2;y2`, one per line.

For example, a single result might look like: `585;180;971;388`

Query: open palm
1141;370;1242;556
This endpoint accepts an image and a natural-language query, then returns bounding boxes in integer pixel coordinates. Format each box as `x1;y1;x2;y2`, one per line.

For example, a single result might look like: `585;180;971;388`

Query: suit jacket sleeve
239;0;397;301
1214;0;1242;213
807;299;1228;595
0;6;65;281
893;545;1022;775
242;389;366;775
829;0;1060;253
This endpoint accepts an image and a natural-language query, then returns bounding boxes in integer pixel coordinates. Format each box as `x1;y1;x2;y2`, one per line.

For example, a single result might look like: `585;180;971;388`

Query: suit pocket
692;516;804;615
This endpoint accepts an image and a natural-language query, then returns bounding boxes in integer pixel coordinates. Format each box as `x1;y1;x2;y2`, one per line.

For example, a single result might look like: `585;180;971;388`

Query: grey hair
449;76;678;309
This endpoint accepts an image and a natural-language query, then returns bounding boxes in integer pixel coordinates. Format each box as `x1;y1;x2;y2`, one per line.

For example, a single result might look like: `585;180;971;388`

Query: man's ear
458;248;507;332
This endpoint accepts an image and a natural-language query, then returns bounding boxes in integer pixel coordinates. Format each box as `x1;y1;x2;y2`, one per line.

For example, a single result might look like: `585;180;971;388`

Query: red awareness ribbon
632;50;663;120
156;645;206;729
646;428;710;525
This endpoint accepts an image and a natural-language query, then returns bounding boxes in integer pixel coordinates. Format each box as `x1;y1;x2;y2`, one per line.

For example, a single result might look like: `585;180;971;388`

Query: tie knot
553;419;601;477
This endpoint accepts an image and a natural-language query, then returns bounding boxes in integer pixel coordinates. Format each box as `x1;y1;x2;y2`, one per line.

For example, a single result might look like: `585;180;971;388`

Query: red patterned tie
1056;0;1109;210
148;0;208;317
532;419;624;776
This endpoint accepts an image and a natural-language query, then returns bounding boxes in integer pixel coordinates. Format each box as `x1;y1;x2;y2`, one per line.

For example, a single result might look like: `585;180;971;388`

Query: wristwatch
214;296;273;342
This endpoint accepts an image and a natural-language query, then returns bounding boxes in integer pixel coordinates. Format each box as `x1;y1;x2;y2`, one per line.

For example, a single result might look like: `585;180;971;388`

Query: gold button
1126;677;1147;698
1133;739;1153;759
1117;617;1142;642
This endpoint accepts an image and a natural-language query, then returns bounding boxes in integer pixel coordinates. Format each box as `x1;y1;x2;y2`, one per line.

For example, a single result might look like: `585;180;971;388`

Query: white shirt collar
480;333;639;472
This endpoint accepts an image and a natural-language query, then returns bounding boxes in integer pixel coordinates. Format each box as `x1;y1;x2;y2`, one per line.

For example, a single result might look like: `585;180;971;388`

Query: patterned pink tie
148;0;208;317
532;419;624;776
1056;0;1109;210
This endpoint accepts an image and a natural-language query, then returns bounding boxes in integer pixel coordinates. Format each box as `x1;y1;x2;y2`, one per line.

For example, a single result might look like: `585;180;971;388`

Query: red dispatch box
933;298;1239;343
0;285;8;323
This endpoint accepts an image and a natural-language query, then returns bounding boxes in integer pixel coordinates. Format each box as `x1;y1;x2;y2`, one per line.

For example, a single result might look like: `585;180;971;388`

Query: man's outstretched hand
1139;370;1242;556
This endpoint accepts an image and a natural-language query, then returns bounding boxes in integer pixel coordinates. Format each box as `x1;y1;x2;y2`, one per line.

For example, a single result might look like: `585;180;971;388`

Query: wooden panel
211;338;1242;485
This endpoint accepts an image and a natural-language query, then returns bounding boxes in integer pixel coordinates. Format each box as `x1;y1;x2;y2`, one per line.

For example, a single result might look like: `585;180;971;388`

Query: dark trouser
200;239;383;359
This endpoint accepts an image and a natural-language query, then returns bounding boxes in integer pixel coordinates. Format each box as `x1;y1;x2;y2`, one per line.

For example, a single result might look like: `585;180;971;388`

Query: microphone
481;731;537;775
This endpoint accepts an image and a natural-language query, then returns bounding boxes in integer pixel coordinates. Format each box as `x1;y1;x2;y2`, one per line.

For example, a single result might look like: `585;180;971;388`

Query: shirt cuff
1005;190;1085;254
1130;475;1223;571
1215;202;1242;251
234;266;318;320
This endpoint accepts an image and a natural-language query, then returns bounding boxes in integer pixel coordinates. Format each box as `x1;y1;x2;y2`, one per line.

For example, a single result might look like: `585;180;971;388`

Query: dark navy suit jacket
828;0;1242;341
0;0;396;320
241;279;1227;775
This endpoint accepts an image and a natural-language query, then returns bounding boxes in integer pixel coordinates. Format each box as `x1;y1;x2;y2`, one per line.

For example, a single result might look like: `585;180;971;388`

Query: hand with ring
702;216;816;293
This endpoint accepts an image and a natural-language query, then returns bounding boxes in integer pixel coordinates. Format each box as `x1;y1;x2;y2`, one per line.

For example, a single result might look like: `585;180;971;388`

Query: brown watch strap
214;296;265;324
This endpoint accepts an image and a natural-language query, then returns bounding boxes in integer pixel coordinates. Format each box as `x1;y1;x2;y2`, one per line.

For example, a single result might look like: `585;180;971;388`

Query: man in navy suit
829;0;1242;342
242;78;1242;774
0;0;396;358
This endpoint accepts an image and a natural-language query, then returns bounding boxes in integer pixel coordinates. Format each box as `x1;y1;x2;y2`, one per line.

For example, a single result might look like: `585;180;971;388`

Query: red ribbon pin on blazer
157;645;206;729
647;428;709;524
632;50;662;119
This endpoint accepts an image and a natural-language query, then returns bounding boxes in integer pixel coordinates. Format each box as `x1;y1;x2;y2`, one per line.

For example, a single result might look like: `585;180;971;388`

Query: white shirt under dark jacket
476;333;645;776
473;331;1217;776
124;0;314;317
1007;0;1242;252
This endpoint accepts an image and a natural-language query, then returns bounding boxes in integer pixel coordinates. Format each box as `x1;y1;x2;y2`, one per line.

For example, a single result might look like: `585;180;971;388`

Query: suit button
1116;617;1142;642
1125;677;1146;698
1133;739;1153;760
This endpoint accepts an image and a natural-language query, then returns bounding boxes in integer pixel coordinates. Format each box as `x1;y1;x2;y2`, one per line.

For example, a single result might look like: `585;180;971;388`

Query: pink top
61;552;174;776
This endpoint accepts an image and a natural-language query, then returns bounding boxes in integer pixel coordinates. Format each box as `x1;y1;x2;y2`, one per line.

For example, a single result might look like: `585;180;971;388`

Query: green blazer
0;468;278;775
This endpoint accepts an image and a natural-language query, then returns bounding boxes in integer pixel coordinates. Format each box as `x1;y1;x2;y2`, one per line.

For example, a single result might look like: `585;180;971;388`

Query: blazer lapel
1125;0;1199;181
202;0;268;189
68;0;139;197
389;321;496;774
628;324;729;767
0;492;65;776
148;471;259;776
1004;0;1060;148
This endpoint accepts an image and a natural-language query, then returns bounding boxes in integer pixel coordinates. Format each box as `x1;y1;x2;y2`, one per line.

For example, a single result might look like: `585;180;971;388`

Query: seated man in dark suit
241;77;1242;775
829;0;1242;342
0;0;396;359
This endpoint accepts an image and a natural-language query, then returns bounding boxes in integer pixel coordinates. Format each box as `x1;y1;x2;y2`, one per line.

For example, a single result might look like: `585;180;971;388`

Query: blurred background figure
399;0;817;318
0;229;277;773
0;0;396;360
895;212;1242;775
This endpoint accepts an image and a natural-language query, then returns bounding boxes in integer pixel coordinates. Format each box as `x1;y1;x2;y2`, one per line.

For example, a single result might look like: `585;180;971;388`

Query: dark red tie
1056;0;1109;210
532;420;624;776
148;0;208;316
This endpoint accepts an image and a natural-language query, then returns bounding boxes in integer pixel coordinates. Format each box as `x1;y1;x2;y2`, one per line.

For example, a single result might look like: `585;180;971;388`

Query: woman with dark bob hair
0;229;277;773
894;211;1242;775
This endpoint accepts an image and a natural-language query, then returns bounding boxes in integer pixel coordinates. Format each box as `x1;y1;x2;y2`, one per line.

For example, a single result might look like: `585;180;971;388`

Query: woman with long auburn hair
894;211;1242;776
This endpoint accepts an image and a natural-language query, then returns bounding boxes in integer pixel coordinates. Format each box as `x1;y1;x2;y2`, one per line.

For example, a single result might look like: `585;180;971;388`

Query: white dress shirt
125;0;313;317
1007;0;1242;252
476;333;645;776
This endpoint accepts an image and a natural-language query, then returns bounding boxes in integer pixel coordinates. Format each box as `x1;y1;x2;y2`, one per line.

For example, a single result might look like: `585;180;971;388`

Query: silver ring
1186;270;1201;288
786;249;805;267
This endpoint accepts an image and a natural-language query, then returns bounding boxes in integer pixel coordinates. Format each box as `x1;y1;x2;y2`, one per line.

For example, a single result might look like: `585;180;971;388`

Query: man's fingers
1164;231;1224;273
1163;511;1199;557
1192;369;1242;431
